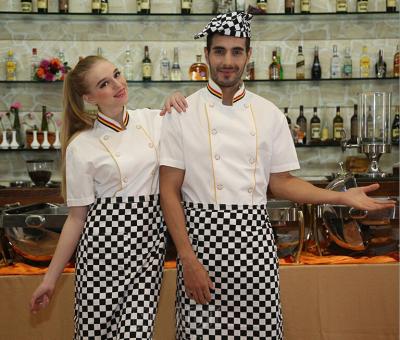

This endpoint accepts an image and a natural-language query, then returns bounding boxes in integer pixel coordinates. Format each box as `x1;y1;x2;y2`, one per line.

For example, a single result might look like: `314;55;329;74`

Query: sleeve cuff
160;158;185;170
270;162;300;173
67;196;94;207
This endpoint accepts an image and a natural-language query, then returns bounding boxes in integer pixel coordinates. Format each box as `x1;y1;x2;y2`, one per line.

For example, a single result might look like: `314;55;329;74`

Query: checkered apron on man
176;202;283;340
74;194;166;339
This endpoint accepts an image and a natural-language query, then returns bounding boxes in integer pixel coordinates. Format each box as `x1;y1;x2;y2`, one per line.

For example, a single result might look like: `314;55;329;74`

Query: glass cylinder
358;91;391;145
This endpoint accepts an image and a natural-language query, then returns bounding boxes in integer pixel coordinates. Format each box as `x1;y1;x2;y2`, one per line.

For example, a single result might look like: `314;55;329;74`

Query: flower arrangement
34;58;68;82
10;101;21;111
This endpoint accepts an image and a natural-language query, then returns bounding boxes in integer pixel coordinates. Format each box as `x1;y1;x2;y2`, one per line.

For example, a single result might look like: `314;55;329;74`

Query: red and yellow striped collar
206;79;246;104
97;108;129;132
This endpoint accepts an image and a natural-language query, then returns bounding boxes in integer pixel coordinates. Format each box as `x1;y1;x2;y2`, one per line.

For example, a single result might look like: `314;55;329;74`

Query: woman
30;55;179;339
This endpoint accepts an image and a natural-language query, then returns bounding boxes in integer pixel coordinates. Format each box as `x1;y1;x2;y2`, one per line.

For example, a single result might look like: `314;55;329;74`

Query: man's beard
211;65;245;89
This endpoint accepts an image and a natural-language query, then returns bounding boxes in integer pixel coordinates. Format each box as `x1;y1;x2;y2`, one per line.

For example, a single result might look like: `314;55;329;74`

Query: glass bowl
26;159;54;187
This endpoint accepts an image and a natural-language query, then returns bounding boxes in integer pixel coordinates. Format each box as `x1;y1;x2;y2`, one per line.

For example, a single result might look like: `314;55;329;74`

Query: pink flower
40;59;50;68
45;72;55;81
10;101;21;110
46;111;54;118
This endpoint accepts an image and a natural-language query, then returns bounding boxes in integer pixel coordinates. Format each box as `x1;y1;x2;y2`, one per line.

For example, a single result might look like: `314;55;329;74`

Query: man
159;12;393;340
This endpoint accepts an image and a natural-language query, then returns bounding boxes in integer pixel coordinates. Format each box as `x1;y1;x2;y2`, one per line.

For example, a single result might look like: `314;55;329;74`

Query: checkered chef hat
194;12;253;40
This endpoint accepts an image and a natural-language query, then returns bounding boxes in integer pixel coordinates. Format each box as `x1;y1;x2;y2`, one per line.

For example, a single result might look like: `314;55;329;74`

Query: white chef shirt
66;108;162;207
160;79;300;205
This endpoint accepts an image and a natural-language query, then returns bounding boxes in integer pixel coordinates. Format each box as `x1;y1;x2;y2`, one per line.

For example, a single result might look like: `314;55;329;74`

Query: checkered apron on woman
176;202;283;340
74;194;166;340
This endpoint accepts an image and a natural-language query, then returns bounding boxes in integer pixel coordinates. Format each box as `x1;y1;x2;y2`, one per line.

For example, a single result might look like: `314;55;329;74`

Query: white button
244;103;249;108
250;131;256;136
115;152;121;157
136;125;141;129
211;129;217;135
249;157;256;164
209;103;214;108
123;177;128;183
217;184;224;190
103;135;109;140
148;142;154;148
151;170;156;175
215;154;221;160
248;188;253;193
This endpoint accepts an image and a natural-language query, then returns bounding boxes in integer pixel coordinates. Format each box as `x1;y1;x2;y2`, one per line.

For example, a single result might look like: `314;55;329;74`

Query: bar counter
0;264;398;340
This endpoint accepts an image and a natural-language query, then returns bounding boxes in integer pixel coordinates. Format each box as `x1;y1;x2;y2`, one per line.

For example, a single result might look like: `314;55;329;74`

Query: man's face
205;35;252;89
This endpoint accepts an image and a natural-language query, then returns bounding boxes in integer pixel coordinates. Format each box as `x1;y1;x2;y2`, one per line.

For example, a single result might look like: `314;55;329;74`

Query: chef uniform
66;108;166;339
160;12;300;340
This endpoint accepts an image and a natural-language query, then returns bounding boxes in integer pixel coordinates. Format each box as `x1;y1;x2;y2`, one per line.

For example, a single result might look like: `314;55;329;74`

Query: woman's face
83;59;128;113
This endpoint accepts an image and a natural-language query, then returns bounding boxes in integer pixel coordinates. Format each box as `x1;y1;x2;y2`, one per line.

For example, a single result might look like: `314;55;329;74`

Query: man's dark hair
206;33;251;53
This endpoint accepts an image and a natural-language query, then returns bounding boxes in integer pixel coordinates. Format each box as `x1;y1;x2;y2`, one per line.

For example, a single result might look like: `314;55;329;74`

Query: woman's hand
29;280;55;314
182;256;214;305
342;184;396;211
160;91;188;115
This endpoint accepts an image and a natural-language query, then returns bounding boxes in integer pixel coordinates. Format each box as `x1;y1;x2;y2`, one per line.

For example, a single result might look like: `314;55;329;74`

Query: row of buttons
216;184;254;193
210;128;256;137
214;154;256;164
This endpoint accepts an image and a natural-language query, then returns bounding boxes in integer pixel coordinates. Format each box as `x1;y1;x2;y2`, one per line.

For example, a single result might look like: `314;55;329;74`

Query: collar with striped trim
206;78;246;104
97;108;129;132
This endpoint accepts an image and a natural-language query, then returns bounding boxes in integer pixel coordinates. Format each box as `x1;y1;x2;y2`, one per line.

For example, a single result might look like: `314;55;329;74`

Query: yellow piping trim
249;104;258;205
204;104;218;204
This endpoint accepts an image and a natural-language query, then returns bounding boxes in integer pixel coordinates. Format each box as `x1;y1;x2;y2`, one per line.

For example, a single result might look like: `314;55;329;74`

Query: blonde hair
61;55;105;199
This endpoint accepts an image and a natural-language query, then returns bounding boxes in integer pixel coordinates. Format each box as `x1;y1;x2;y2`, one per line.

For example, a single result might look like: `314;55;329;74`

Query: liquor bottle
375;49;387;78
11;106;21;147
59;0;69;13
296;105;307;144
123;49;134;81
296;45;305;79
37;0;48;13
310;107;321;143
6;50;17;81
333;106;344;142
257;0;268;13
41;106;48;132
269;50;280;80
58;48;66;64
140;0;151;14
189;55;208;81
181;0;192;14
160;49;171;81
284;107;292;131
300;0;310;13
142;45;152;81
350;104;358;143
393;45;400;77
321;121;329;141
96;47;103;57
336;0;347;13
392;106;399;144
386;0;397;12
171;47;182;81
21;0;32;12
359;46;370;78
31;48;40;80
357;0;368;12
101;0;109;14
330;45;341;79
92;0;101;14
342;47;352;79
137;0;141;13
246;59;255;80
285;0;295;14
276;47;284;80
311;46;321;80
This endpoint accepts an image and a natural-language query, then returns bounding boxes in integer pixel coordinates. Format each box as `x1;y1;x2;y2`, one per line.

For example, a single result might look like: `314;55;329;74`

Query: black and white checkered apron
176;202;283;340
74;194;166;340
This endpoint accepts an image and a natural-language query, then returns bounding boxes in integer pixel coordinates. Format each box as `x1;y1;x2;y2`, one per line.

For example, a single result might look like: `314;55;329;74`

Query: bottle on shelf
41;106;48;132
181;0;192;14
11;106;22;148
276;47;284;80
171;47;182;81
359;45;370;78
296;45;305;80
140;0;151;14
136;0;141;13
21;0;33;13
142;45;152;81
96;47;103;57
311;46;321;80
6;50;17;81
375;49;387;78
342;47;352;79
257;0;268;13
123;49;134;81
160;49;171;81
333;106;344;142
393;44;400;77
58;48;66;64
392;106;399;144
31;48;40;80
321;121;329;142
246;59;255;80
386;0;397;12
350;104;358;143
285;0;295;14
330;45;341;79
189;55;208;81
37;0;48;14
101;0;109;14
59;0;69;13
269;50;280;80
92;0;101;14
310;107;321;143
300;0;310;13
357;0;368;13
236;0;246;11
296;105;307;144
336;0;348;13
284;107;292;131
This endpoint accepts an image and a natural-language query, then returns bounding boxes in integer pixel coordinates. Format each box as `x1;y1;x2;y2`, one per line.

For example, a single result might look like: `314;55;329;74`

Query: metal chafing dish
267;200;304;263
0;203;68;265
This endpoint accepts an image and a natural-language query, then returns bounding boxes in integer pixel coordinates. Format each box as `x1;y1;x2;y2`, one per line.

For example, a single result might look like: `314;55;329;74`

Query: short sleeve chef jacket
160;81;300;205
66;109;162;207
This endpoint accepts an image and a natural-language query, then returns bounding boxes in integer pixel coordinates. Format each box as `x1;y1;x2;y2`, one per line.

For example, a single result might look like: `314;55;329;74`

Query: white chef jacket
66;108;162;207
160;79;300;205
